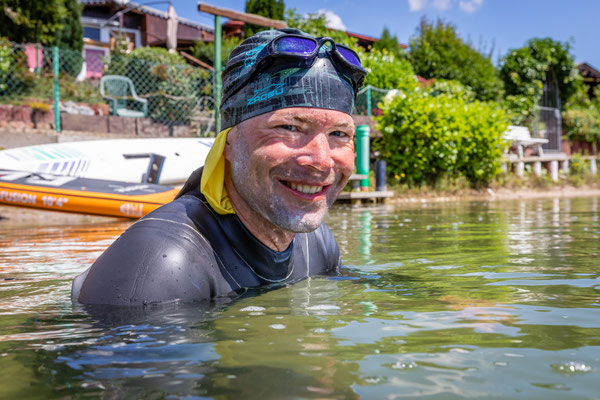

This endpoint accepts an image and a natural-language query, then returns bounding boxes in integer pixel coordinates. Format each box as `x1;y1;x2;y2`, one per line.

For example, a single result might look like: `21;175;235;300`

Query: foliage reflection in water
0;197;599;399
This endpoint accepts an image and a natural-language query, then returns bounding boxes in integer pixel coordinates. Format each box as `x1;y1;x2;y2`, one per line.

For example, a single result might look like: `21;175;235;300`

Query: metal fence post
52;46;61;132
356;124;370;190
35;43;41;75
214;15;222;134
366;85;372;118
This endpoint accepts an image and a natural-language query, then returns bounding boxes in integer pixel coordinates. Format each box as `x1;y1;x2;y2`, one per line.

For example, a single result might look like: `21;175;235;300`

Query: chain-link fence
354;85;393;117
1;40;393;137
0;39;216;136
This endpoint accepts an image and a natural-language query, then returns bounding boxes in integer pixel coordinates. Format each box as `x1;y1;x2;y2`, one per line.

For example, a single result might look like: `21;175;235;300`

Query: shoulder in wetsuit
72;168;341;306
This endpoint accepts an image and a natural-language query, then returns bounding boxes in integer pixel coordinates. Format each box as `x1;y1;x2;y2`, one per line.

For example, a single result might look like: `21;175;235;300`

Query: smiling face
224;107;355;236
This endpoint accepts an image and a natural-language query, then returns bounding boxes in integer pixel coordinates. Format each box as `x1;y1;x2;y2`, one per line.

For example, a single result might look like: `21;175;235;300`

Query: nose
296;133;335;172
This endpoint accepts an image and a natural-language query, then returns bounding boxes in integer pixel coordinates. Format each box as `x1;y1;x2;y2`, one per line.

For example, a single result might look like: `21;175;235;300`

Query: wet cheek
334;149;356;174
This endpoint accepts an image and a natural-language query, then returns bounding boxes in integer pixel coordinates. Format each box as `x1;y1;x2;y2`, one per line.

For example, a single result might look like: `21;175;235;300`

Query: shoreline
383;185;600;205
2;186;599;227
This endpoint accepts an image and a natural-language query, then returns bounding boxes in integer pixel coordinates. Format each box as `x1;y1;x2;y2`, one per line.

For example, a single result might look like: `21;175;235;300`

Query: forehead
253;108;355;129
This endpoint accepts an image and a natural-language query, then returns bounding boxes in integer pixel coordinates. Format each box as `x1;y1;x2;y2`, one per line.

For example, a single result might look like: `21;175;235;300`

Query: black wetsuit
72;168;341;306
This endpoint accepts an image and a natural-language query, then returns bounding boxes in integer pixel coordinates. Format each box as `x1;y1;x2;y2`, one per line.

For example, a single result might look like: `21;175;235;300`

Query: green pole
366;86;372;118
214;15;222;134
356;124;370;189
52;46;61;132
35;43;41;75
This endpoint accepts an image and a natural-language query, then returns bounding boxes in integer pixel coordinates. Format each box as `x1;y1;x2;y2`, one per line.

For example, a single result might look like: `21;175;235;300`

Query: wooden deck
337;174;394;204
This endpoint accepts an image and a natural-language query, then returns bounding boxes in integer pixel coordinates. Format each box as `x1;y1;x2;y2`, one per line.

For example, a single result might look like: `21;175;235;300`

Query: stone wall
0;104;197;137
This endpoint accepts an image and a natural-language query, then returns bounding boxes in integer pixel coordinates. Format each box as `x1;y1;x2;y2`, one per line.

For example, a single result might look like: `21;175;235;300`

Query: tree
0;0;67;45
408;18;503;102
285;9;357;48
244;0;285;37
500;38;579;111
55;0;83;51
372;26;405;60
192;37;242;66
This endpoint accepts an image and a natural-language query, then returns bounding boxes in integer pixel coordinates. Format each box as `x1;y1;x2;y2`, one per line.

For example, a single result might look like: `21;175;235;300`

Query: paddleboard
0;138;215;184
0;170;178;218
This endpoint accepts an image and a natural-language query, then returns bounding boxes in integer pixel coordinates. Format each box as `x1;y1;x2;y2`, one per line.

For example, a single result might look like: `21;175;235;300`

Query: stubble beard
230;154;332;234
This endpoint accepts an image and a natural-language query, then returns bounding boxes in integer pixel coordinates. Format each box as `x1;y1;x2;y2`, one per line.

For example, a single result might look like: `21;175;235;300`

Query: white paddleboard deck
0;138;215;184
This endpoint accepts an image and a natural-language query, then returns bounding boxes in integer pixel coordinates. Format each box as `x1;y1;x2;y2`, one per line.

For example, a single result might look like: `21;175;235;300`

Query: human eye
278;124;299;132
330;130;352;139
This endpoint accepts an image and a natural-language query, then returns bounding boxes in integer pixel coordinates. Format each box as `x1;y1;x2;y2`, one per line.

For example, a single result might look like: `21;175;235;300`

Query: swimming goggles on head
222;34;367;105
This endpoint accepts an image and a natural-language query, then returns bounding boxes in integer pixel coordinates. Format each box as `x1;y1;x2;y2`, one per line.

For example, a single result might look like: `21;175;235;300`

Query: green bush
562;108;600;142
362;48;418;92
0;38;11;92
375;87;507;186
0;39;34;99
106;47;211;124
429;79;475;102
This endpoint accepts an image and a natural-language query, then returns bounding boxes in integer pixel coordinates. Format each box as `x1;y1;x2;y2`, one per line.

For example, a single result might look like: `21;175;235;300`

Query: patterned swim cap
220;28;361;130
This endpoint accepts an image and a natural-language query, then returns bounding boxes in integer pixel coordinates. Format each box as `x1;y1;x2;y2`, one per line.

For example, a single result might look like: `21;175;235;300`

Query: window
83;27;101;41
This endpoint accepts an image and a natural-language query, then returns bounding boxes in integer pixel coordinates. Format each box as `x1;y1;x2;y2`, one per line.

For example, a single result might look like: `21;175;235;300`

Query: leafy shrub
0;38;34;99
106;47;211;124
561;82;600;143
375;87;507;186
429;79;475;102
562;108;600;143
362;48;418;92
500;94;536;126
0;38;11;92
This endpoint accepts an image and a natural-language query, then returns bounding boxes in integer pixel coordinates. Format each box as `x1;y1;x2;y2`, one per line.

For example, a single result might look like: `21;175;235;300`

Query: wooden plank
197;3;287;28
503;153;570;163
179;51;214;71
337;190;394;200
349;174;368;180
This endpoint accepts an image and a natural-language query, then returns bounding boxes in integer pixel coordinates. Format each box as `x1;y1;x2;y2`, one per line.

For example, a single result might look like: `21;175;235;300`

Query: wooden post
591;158;598;175
550;160;559;182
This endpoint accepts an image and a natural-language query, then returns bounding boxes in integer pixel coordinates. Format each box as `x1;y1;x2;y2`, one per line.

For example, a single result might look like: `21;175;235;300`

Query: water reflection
1;198;599;398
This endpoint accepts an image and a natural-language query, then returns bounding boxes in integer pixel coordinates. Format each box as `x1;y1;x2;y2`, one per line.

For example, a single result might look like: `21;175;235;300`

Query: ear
223;127;235;161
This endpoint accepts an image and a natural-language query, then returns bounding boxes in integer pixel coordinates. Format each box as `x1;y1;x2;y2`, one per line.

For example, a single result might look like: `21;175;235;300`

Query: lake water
1;197;599;399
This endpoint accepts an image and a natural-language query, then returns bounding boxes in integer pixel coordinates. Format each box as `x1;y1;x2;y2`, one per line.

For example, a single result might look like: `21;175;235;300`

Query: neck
225;179;295;252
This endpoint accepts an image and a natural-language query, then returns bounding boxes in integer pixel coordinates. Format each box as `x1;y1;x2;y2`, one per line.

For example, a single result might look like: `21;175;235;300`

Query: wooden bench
502;152;598;181
503;125;548;158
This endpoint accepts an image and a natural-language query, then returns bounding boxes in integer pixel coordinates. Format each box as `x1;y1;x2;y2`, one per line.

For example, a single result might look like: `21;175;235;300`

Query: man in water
72;28;367;306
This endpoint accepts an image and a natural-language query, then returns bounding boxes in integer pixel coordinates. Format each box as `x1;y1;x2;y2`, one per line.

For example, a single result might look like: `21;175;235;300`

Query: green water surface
0;197;599;399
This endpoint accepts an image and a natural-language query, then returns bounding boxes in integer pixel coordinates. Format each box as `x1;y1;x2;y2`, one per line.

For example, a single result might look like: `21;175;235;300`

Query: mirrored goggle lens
273;36;317;55
337;46;362;67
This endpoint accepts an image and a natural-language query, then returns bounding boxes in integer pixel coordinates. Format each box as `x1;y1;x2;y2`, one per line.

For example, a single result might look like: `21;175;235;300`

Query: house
80;0;214;78
578;62;600;99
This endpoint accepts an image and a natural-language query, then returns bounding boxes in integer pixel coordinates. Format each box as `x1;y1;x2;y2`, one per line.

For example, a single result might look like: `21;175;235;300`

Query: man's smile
279;180;330;197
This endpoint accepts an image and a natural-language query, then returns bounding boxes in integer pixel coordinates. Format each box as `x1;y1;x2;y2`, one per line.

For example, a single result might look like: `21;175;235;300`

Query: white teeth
288;182;323;194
